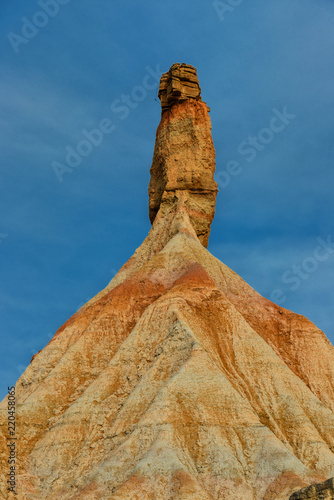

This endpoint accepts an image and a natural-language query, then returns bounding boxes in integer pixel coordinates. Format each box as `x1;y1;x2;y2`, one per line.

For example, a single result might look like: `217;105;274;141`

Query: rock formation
0;64;334;500
289;477;334;499
149;63;218;248
158;63;202;111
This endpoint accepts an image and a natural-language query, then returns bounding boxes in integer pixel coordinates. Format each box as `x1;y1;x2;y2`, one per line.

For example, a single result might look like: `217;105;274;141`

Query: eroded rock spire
148;63;218;248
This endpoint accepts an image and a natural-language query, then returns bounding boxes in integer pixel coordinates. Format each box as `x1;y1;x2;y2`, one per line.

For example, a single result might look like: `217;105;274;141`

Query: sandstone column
148;63;218;248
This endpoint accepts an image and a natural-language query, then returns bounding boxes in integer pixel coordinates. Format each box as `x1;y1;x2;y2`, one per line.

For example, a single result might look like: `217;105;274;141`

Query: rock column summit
0;64;334;500
149;63;218;248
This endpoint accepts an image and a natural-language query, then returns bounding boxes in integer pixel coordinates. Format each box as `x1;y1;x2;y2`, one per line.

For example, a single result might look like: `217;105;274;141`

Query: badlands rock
158;63;202;111
0;64;333;500
149;63;218;248
289;477;334;499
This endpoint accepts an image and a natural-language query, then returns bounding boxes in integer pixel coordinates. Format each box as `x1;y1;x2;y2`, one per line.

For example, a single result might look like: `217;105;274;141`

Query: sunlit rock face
158;62;202;111
148;63;218;248
0;64;334;500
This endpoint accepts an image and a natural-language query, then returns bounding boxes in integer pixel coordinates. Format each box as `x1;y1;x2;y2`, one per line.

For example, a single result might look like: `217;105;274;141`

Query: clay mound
0;64;333;500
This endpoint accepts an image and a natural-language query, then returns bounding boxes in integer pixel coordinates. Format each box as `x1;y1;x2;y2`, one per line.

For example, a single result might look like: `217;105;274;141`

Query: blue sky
1;0;333;399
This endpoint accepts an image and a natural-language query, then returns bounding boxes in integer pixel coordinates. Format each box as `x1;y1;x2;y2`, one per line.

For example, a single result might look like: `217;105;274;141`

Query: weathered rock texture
289;477;334;499
0;64;334;500
158;63;202;111
149;63;218;248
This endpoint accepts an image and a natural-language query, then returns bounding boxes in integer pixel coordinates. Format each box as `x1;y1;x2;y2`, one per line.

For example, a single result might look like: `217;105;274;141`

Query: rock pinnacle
148;63;218;248
1;64;334;500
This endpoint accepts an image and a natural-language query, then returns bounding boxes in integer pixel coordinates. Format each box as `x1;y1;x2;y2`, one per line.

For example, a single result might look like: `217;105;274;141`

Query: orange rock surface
0;64;333;499
148;63;218;248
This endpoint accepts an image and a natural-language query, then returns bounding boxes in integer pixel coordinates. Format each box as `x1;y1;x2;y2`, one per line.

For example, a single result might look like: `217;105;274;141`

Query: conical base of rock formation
0;64;333;500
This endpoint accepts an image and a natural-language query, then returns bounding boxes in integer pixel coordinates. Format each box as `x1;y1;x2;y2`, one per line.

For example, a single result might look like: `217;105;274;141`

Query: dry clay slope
0;208;334;499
